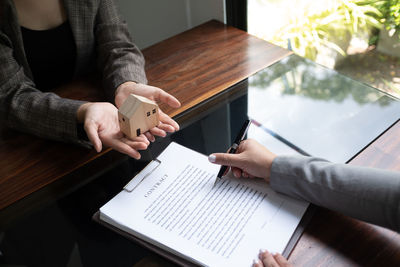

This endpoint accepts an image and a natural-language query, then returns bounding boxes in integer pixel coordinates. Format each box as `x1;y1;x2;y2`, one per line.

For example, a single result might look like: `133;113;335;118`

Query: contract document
99;142;309;267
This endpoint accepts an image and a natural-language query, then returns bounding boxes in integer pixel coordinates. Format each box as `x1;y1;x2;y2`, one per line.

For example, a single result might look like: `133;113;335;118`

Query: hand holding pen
208;136;277;183
212;119;251;184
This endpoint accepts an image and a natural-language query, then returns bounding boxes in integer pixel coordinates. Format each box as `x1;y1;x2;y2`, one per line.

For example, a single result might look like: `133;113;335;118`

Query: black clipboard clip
123;159;161;192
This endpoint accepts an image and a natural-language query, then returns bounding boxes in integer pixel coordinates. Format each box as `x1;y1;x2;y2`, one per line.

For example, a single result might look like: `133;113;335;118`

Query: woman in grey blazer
0;0;180;159
208;139;400;267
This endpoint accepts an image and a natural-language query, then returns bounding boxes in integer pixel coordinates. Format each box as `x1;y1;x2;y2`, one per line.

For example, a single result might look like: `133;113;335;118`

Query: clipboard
92;207;314;265
93;159;199;266
123;159;161;192
92;157;314;266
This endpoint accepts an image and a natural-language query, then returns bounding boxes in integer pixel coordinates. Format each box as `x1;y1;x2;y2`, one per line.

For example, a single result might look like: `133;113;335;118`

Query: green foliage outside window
269;0;382;60
373;0;400;39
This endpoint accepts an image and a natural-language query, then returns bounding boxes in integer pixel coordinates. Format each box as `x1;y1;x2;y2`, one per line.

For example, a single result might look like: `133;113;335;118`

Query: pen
215;119;251;182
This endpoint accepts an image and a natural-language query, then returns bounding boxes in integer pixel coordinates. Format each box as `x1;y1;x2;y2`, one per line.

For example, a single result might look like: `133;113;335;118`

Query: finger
123;139;149;150
149;127;167;137
144;131;156;142
111;139;141;159
156;88;181;108
157;122;176;133
115;94;124;109
159;110;179;131
131;134;150;145
259;250;279;267
208;152;241;168
84;120;102;152
273;253;292;267
243;172;254;178
232;167;242;178
252;259;263;267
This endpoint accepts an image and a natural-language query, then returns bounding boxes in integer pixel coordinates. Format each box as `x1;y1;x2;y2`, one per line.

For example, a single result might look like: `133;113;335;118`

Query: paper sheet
100;142;308;267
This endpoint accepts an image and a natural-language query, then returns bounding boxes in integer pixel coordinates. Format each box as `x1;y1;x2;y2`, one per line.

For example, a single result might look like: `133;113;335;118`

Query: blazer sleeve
270;155;400;232
0;31;90;146
94;0;147;102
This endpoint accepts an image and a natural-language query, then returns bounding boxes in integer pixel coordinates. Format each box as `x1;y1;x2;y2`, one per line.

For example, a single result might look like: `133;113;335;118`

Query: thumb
115;95;124;109
85;120;102;152
208;152;241;168
161;90;181;108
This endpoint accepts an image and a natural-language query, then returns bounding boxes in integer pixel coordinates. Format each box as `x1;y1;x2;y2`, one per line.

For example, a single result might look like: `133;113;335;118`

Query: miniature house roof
119;94;158;119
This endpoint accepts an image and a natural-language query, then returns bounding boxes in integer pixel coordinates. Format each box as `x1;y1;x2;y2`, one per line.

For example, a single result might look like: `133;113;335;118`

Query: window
136;128;141;136
152;108;156;114
226;0;247;31
147;111;150;117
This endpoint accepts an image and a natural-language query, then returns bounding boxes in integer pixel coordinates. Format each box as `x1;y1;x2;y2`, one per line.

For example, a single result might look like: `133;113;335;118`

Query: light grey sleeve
270;155;400;232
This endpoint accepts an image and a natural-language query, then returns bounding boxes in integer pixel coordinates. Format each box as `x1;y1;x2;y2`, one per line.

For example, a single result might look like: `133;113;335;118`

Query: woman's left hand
115;82;181;141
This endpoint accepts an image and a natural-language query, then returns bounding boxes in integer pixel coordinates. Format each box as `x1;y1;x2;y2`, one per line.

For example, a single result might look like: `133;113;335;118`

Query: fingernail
208;154;216;163
259;249;267;255
253;259;261;266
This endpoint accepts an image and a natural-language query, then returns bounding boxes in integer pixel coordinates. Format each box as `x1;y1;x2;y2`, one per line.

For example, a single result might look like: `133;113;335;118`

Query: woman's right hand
208;139;277;183
77;102;149;159
114;82;181;142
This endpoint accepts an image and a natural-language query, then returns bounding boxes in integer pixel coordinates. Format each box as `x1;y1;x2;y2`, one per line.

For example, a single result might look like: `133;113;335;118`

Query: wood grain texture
0;20;289;211
144;20;292;118
0;78;109;212
349;119;400;171
290;208;400;266
0;127;109;211
289;120;400;266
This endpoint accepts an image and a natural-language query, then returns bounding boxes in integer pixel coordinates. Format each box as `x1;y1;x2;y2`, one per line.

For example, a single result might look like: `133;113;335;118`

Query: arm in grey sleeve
270;155;400;232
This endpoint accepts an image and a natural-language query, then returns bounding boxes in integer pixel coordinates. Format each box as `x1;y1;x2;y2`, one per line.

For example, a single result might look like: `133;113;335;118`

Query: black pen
214;119;251;183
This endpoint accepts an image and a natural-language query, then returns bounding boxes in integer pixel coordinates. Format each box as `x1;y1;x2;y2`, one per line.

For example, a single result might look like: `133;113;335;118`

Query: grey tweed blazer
0;0;147;146
271;155;400;232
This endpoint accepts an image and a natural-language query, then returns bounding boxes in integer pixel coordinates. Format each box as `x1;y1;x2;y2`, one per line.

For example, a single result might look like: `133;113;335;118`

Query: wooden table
1;20;399;266
0;20;289;217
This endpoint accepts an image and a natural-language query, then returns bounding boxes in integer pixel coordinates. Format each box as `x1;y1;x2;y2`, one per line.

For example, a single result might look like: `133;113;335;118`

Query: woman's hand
115;82;181;141
208;139;277;183
77;102;149;159
253;250;292;267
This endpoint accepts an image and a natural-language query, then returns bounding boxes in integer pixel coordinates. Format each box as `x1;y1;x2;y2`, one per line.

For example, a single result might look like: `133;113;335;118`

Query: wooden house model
118;94;159;138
